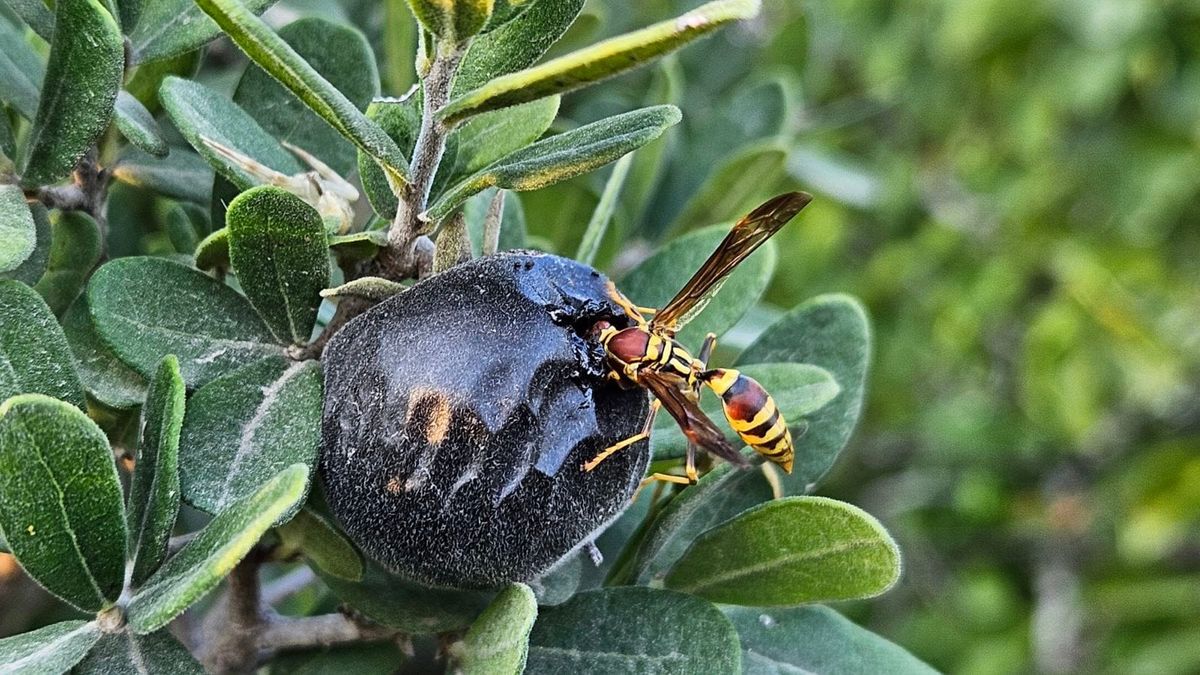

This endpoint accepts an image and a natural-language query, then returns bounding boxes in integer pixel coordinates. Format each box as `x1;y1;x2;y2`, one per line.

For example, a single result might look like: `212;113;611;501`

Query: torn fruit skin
320;251;650;588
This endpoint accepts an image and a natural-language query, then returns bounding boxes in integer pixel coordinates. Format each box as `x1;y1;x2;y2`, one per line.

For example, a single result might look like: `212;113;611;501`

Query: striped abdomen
703;368;794;473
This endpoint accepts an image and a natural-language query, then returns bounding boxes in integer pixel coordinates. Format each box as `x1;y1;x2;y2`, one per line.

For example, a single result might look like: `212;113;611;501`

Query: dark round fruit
319;251;650;588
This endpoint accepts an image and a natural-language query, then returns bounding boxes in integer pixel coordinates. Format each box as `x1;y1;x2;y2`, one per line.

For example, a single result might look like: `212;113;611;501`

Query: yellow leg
583;399;661;472
635;442;700;491
606;281;650;327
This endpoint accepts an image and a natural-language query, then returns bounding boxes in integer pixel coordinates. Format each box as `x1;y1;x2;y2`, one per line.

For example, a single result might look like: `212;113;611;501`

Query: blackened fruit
320;251;650;588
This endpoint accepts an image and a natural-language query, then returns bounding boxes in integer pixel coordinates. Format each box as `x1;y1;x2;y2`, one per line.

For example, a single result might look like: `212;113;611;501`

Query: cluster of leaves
0;0;934;672
520;1;1200;674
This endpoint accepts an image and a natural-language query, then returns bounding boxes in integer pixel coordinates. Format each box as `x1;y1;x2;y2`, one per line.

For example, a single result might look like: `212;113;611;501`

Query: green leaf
226;187;329;345
666;141;789;235
112;147;215;204
5;0;56;43
127;463;309;634
0;109;14;161
0;279;85;408
159;76;303;191
1;204;51;286
0;185;36;273
233;17;380;177
650;362;840;461
20;0;123;187
328;230;389;265
0;620;101;675
33;210;102;317
87;257;282;388
619;220;776;349
439;0;760;125
193;227;230;272
426;105;680;221
0;16;44;119
62;297;147;409
75;629;204;674
194;0;409;186
319;276;408;302
624;57;681;229
463;188;526;254
357;95;420;220
738;294;871;492
575;153;632;266
527;587;741;673
664;496;901;605
450;96;560;178
113;91;169;158
614;463;772;586
129;0;275;64
455;583;537;675
276;506;363;581
319;559;492;633
453;0;584;94
178;356;321;518
727;605;937;675
128;356;185;586
163;202;200;254
0;394;126;611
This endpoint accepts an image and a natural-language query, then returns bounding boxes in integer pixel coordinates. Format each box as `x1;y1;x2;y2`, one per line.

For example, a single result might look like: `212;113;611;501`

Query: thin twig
482;190;505;256
198;552;267;674
257;613;404;651
262;566;317;606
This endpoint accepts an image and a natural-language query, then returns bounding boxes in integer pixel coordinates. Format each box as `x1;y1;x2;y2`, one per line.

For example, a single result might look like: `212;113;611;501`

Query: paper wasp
582;192;813;485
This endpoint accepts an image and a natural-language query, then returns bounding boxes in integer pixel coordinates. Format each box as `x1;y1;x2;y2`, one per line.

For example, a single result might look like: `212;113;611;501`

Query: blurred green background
503;0;1200;672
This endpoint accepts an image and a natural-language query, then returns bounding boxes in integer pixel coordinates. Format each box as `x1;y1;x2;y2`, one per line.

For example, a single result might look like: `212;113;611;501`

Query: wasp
582;192;813;486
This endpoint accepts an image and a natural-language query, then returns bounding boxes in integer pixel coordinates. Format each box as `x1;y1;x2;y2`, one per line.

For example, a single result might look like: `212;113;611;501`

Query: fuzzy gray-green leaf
276;506;363;582
193;228;230;272
0;186;35;274
665;496;901;605
450;96;560;179
33;210;101;317
318;560;491;633
159;76;303;190
129;0;275;64
74;629;204;675
194;0;409;186
87;257;282;388
112;147;215;204
426;105;680;221
0;394;126;612
0;620;101;675
227;187;329;345
727;605;937;675
440;0;760;125
233;17;380;177
739;294;871;492
114;91;170;158
0;16;44;120
0;204;50;286
527;587;741;674
127;464;309;634
178;356;321;519
62;297;148;410
453;0;584;94
667;141;789;235
357;96;420;220
0;279;85;408
128;355;185;586
20;0;123;187
456;583;537;675
4;0;55;42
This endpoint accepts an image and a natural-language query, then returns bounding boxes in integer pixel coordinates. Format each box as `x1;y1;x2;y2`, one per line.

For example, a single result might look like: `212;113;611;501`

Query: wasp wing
653;192;812;333
642;372;749;468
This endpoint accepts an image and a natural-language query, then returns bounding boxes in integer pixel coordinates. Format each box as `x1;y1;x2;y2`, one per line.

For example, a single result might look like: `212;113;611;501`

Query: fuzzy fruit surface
320;251;650;588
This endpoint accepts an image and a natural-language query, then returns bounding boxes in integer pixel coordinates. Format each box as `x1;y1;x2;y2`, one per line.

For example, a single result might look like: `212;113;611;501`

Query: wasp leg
697;332;717;368
636;441;701;491
606;281;651;327
583;399;661;472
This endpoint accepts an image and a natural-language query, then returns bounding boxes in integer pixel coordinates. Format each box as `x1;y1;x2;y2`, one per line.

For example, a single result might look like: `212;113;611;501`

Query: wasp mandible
582;192;813;486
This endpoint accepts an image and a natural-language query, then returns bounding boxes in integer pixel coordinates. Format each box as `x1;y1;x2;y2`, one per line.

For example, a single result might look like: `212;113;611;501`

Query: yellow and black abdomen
703;368;794;473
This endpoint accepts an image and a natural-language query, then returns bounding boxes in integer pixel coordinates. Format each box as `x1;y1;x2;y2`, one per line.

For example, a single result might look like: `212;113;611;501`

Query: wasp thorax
319;252;650;588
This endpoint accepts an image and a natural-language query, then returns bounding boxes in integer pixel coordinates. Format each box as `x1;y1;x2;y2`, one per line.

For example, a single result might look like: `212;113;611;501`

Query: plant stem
257;613;404;651
199;553;266;673
385;42;465;276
